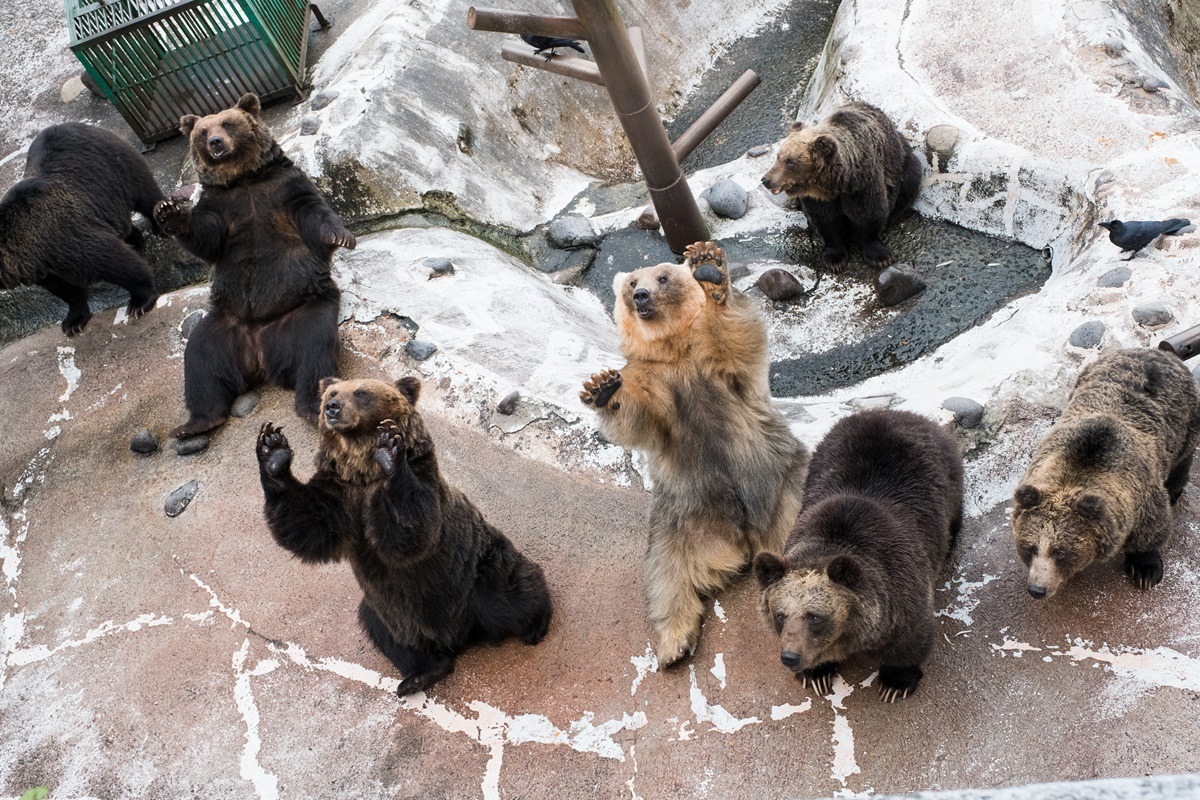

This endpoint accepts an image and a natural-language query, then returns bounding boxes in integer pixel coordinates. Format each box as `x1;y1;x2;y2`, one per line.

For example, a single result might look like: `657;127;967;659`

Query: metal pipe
1159;324;1200;360
569;0;707;252
671;69;761;162
627;26;648;81
467;7;587;40
500;41;604;86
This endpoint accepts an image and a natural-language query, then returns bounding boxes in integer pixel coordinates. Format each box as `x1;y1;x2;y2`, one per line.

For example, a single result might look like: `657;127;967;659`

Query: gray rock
407;340;438;361
635;207;660;231
756;269;806;302
1133;302;1173;327
547;215;598;249
310;90;339;110
849;394;895;411
1094;170;1116;190
942;396;984;428
176;435;210;456
746;144;771;158
230;391;261;418
423;257;455;278
456;123;474;156
1143;78;1168;93
874;265;927;307
180;310;205;340
1097;267;1131;288
300;116;321;136
130;428;158;455
1069;320;1105;349
729;264;750;283
497;390;520;415
164;480;199;517
1179;224;1197;234
1104;37;1125;57
702;179;749;219
925;124;959;171
545;248;596;282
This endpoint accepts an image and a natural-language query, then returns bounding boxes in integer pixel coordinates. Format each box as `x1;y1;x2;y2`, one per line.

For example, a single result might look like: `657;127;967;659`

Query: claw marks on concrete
232;640;281;800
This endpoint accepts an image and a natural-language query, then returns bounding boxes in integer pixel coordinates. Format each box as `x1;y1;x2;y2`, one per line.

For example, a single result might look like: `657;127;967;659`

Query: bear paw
862;240;897;271
322;225;357;251
797;662;839;696
821;246;849;274
61;307;93;337
127;292;159;320
579;369;622;410
152;198;188;236
523;608;552;646
256;422;293;477
684;241;729;302
878;665;923;703
396;659;455;697
374;419;406;475
655;627;697;669
1125;550;1164;591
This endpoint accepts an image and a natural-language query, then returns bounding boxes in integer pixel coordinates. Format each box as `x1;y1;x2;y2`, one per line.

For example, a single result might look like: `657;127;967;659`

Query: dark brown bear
1;123;163;335
754;409;962;702
154;93;355;439
256;376;553;696
761;102;921;273
1013;348;1200;599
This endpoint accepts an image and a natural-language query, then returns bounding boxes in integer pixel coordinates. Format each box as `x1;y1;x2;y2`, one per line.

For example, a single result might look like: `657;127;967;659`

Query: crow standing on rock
1099;217;1191;260
521;34;586;61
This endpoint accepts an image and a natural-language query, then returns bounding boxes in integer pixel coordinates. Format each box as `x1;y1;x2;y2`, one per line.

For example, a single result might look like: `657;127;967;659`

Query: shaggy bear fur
0;123;163;335
755;409;962;702
580;242;809;667
761;101;921;273
154;93;355;439
256;376;552;696
1013;348;1200;599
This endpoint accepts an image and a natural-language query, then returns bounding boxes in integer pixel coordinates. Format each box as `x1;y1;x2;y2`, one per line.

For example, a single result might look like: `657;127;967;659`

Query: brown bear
256;376;553;695
580;242;809;667
154;93;355;439
1;123;163;335
754;409;962;702
760;101;921;273
1013;348;1200;599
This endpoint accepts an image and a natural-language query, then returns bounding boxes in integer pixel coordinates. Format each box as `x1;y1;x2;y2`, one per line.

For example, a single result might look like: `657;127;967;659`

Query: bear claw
1125;551;1164;591
798;667;836;696
878;685;912;703
256;422;293;477
374;419;405;475
322;227;357;250
127;293;159;320
579;369;622;410
153;198;188;235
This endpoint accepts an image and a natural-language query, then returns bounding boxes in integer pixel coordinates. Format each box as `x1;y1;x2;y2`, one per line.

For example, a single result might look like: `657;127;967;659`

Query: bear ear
826;555;863;589
318;376;341;394
754;551;789;589
1074;492;1107;522
179;115;199;136
236;93;262;117
611;271;630;297
395;376;421;405
789;120;805;132
1014;484;1043;509
812;135;838;160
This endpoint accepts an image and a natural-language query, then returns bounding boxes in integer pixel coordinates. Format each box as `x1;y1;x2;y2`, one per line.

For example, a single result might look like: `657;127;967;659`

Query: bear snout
633;288;656;319
1027;584;1047;599
324;397;343;422
207;135;227;157
780;651;802;669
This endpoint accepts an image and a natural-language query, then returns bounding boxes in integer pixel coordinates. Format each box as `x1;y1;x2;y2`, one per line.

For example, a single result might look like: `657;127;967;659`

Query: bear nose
324;398;342;416
208;136;225;151
761;175;772;187
1027;584;1047;599
780;651;801;669
633;288;651;307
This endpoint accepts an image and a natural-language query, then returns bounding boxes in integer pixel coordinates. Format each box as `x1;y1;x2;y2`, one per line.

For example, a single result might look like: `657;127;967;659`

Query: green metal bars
65;0;313;146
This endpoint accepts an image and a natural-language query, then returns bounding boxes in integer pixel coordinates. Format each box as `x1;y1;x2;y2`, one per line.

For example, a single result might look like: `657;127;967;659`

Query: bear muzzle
780;651;803;670
632;288;656;319
323;398;344;425
760;170;785;196
1026;556;1063;599
207;135;228;159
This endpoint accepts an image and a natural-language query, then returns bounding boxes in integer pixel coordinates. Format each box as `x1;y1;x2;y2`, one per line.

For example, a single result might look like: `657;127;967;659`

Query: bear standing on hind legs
580;242;809;667
256;376;553;696
154;93;355;440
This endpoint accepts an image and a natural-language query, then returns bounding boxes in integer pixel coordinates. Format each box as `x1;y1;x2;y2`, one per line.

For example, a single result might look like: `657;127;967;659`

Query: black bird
1099;217;1192;260
521;34;586;61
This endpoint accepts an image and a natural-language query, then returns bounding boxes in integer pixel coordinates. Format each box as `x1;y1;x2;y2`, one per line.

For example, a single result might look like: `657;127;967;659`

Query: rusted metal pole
501;41;604;85
569;0;707;252
671;69;760;161
1159;324;1200;360
627;26;648;82
467;7;587;39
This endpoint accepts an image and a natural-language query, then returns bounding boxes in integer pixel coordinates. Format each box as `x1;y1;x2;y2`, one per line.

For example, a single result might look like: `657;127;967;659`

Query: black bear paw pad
374;420;404;475
256;422;292;475
579;369;622;409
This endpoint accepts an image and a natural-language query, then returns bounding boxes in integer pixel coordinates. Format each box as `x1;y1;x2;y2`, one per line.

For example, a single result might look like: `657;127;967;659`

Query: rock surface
1068;320;1105;348
701;179;749;219
1133;302;1174;327
547;215;599;249
164;480;199;517
755;268;807;301
230;392;261;418
874;265;927;306
130;428;158;455
1097;267;1131;288
942;396;984;428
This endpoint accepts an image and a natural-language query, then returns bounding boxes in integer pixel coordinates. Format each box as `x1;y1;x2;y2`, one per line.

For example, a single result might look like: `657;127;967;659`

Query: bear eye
785;156;797;168
773;611;785;632
805;612;827;632
199;127;208;137
658;275;668;285
353;388;368;398
1019;544;1036;562
629;279;637;288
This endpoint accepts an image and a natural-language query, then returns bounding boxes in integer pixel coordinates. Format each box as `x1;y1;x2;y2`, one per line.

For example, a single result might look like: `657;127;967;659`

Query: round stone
300;116;321;136
61;76;85;103
1097;267;1131;288
702;179;749;220
942;397;984;428
310;90;339;110
407;340;438;361
874;265;927;307
497;390;520;415
746;145;771;158
1143;78;1168;93
175;435;210;456
755;269;806;302
1133;302;1173;328
130;428;158;455
635;207;660;231
1068;320;1105;349
547;215;598;249
1104;37;1125;57
423;257;455;277
230;391;261;418
925;124;960;153
165;480;199;517
180;310;205;340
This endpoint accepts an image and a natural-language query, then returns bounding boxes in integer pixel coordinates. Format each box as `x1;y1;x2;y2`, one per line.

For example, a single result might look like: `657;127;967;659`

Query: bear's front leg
1125;550;1164;591
374;419;407;476
579;369;622;411
684;241;730;304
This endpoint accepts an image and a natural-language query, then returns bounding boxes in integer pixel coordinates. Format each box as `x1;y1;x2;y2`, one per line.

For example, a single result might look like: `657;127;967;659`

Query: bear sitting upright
580;242;809;667
760;101;921;273
154;93;355;439
256;376;553;696
1013;347;1200;599
754;409;962;702
1;123;163;335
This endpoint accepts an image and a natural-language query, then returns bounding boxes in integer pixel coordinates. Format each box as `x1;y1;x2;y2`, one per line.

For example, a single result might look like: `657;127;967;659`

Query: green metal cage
65;0;314;146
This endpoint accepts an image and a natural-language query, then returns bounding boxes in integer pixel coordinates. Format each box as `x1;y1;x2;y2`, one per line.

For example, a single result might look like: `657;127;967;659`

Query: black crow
1099;217;1192;260
521;34;586;61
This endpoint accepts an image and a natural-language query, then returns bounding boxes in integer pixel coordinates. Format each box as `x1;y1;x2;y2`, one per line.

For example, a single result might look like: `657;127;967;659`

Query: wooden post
671;70;760;161
1159;324;1200;360
501;42;604;85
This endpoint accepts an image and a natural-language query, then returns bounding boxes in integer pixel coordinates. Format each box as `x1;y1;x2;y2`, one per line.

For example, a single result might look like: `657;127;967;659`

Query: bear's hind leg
90;237;159;319
173;310;245;438
358;601;456;696
38;275;93;336
470;537;553;646
1165;452;1193;506
262;296;340;423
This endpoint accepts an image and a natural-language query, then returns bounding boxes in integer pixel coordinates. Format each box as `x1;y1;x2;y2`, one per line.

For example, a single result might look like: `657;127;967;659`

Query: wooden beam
500;41;604;86
672;69;761;162
468;7;587;40
627;26;648;82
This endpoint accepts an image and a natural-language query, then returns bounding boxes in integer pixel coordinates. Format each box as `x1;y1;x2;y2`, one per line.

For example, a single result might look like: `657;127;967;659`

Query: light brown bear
580;242;809;666
1013;348;1200;599
761;101;921;273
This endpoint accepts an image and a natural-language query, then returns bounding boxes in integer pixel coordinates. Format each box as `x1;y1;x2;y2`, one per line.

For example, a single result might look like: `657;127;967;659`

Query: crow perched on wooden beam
1099;218;1192;260
521;34;586;61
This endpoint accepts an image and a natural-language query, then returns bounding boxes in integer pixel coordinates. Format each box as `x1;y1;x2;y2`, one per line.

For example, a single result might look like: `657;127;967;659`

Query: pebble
130;428;158;455
1179;224;1197;234
873;265;927;307
635;207;660;231
230;391;261;418
407;340;438;361
1097;266;1131;288
1133;302;1173;328
925;124;960;171
300;116;321;136
180;310;205;340
310;90;339;110
164;481;199;518
701;179;749;219
746;144;771;158
423;257;455;278
1104;37;1125;57
942;397;984;428
1143;78;1168;93
497;390;520;415
61;75;85;103
457;123;474;156
755;269;807;302
176;435;210;456
547;215;598;248
1068;320;1105;349
546;247;596;282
